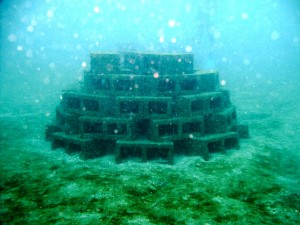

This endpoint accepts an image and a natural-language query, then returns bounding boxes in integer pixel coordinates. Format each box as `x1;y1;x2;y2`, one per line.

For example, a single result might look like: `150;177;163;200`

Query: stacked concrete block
79;116;134;140
123;52;194;75
46;51;249;163
90;52;120;74
148;116;205;141
116;140;174;164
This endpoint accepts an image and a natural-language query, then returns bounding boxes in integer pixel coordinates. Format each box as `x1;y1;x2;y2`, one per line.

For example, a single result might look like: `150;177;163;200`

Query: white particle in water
8;34;17;42
185;45;192;52
94;6;100;13
271;31;280;40
47;9;54;18
159;36;164;43
243;58;250;65
17;45;23;51
153;72;159;78
241;12;248;20
168;19;176;27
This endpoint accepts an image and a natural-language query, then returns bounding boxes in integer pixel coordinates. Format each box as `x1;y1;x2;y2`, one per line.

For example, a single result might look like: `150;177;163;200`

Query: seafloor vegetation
0;80;299;224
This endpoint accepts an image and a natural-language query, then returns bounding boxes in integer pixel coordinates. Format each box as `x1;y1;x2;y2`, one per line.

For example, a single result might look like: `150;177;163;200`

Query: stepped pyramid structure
46;52;249;163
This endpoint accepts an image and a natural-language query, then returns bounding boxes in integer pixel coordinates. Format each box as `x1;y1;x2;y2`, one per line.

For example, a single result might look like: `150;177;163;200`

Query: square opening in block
180;78;198;91
191;99;204;112
67;143;81;153
147;147;169;160
226;115;232;125
83;121;103;133
66;97;80;109
158;79;175;92
94;77;110;90
148;101;168;114
120;101;139;114
135;119;150;137
83;99;99;111
224;137;238;149
182;122;202;133
210;96;222;109
115;80;132;91
107;123;118;135
207;141;222;153
107;123;128;135
232;110;237;120
52;139;66;149
158;124;178;136
56;110;65;126
120;146;143;159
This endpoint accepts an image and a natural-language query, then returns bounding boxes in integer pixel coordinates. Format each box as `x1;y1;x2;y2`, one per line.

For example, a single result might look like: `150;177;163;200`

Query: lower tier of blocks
53;106;238;142
46;128;246;163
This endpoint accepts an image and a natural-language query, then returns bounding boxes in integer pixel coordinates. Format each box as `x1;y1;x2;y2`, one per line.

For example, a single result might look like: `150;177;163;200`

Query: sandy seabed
0;78;299;225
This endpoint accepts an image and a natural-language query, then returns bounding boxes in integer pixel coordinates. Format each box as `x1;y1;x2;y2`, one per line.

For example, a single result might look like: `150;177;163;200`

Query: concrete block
237;124;250;138
111;74;144;96
45;125;61;141
196;70;220;92
192;131;239;157
122;52;194;75
149;116;205;141
116;96;173;118
61;92;112;116
83;72;111;94
79;116;134;140
115;139;174;164
143;75;178;96
176;92;223;116
205;106;237;134
90;52;121;74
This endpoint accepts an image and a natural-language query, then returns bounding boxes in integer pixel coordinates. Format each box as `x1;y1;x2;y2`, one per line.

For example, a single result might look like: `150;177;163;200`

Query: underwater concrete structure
46;52;249;163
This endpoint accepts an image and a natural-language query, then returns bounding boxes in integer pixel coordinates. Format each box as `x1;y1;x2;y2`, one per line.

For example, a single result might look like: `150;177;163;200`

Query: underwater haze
1;0;300;224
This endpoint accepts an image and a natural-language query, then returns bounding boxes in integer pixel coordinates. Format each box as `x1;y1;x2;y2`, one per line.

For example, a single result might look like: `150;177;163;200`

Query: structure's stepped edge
46;52;249;163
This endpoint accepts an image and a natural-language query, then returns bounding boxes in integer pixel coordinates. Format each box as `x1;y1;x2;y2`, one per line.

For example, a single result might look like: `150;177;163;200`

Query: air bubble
47;10;54;18
185;45;192;52
271;31;280;40
153;72;159;78
17;45;23;51
94;6;100;13
168;19;176;27
241;13;248;20
8;34;17;42
27;25;34;32
243;59;250;65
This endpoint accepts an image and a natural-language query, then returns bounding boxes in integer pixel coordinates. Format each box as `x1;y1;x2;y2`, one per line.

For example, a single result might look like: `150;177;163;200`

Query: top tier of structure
89;52;194;75
84;52;220;98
